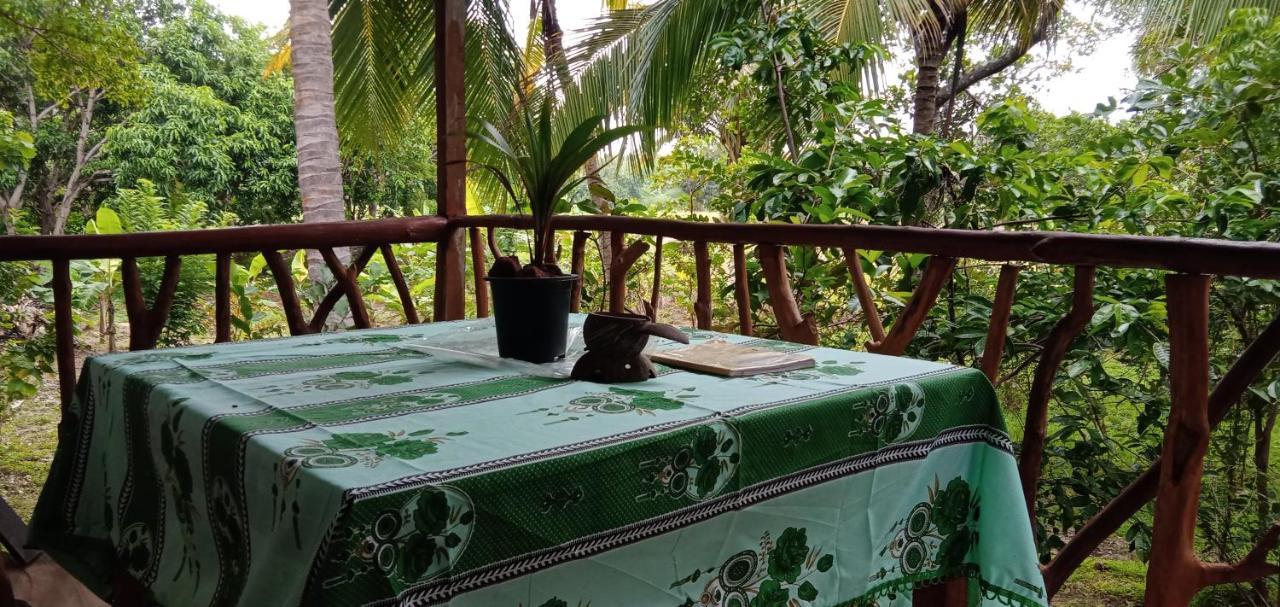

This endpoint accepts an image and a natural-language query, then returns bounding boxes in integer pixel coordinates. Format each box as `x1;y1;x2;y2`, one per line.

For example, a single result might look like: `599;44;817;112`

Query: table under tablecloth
32;317;1046;606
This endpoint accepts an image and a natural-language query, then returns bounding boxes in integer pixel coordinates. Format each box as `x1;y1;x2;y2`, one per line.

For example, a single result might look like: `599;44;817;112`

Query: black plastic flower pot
486;274;578;363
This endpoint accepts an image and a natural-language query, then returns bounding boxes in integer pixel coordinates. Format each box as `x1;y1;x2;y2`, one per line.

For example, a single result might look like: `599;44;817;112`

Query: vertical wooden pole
52;258;75;413
1018;265;1094;525
756;244;818;345
649;235;664;319
380;244;420;324
262;250;311;336
841;247;885;343
432;0;466;321
980;264;1021;381
120;257;149;349
570;231;588;312
609;231;626;313
1144;274;1212;607
469;227;489;318
866;256;956;356
693;241;712;329
215;253;232;342
733;244;753;336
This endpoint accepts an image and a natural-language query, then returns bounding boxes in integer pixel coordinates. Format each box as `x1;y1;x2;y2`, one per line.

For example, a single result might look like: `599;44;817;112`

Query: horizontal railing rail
0;216;449;261
459;214;1280;279
1;214;1279;607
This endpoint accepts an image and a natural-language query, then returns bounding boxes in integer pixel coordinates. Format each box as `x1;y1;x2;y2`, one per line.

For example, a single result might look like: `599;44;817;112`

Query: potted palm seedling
472;99;646;363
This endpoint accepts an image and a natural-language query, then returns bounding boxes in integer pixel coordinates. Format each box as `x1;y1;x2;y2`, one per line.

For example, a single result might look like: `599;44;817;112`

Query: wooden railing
2;214;1280;606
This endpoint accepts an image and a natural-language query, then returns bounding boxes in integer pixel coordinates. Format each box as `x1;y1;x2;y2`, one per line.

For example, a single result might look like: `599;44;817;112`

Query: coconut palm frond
1127;0;1280;44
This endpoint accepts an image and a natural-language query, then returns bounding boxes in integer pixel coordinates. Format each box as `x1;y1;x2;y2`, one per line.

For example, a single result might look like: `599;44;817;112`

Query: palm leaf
1124;0;1280;44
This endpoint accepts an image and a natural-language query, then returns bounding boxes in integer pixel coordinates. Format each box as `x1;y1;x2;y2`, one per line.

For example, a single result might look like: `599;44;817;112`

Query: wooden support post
320;247;372;329
432;0;467;321
121;255;182;351
650;235;664;319
756;244;818;345
733;244;753;336
1144;274;1212;606
380;244;420;324
608;232;649;313
262;250;311;336
52;258;75;411
469;227;489;318
486;227;501;258
608;231;625;313
310;246;377;331
841;246;885;343
434;229;466;322
1017;266;1095;528
215;253;231;343
980;264;1022;381
867;256;956;356
570;230;588;313
693;241;712;329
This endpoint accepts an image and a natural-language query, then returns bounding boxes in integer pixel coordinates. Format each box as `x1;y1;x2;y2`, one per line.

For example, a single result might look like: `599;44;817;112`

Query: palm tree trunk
911;37;948;135
290;0;348;273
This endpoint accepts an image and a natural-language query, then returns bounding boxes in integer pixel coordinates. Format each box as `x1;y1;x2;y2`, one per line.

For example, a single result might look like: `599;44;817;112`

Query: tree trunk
912;37;948;135
290;0;348;274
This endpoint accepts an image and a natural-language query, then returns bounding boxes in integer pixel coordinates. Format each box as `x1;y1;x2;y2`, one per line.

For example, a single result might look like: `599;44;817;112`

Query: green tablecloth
32;317;1046;607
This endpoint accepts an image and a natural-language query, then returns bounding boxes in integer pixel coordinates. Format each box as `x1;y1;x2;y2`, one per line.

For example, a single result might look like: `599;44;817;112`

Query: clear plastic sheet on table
398;318;585;378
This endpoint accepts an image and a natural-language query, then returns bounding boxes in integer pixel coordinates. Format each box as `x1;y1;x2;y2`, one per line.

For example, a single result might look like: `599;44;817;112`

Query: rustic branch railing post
1146;274;1212;606
693;241;712;329
757;244;818;345
867;256;957;355
608;231;625;312
310;246;377;332
650;235;664;318
733;244;753;336
121;255;182;351
215;253;231;343
569;230;588;313
52;258;75;411
468;227;490;318
379;244;420;324
319;247;372;329
1017;265;1095;529
841;246;885;343
980;264;1022;381
607;233;648;314
261;250;311;336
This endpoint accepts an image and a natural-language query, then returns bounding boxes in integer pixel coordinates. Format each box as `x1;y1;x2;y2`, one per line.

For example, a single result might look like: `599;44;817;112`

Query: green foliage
104;1;300;225
0;0;147;104
472;99;646;267
710;10;882;156
0;108;34;184
95;179;233;346
0;260;53;406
